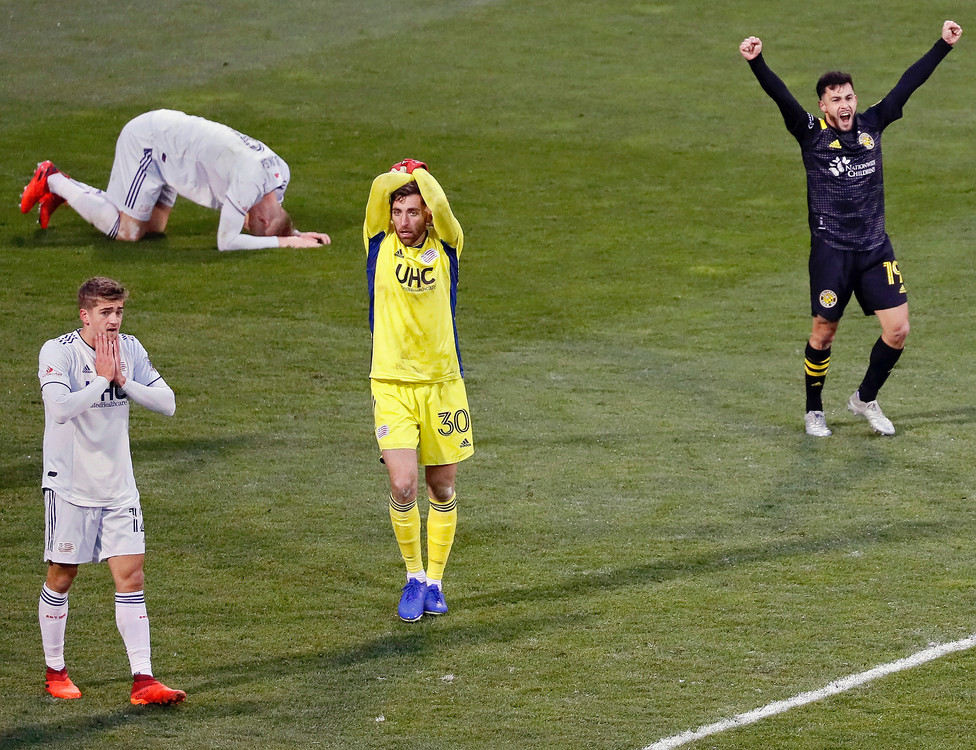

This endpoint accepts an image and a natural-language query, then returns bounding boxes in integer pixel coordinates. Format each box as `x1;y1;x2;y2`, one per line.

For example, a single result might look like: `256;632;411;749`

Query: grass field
2;1;976;748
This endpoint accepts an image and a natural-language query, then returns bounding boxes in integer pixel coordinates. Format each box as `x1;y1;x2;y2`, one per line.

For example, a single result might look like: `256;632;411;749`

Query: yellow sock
389;494;424;576
426;494;458;581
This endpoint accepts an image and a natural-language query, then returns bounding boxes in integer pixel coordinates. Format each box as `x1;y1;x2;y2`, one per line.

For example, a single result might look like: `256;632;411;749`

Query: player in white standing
20;109;331;251
38;277;185;705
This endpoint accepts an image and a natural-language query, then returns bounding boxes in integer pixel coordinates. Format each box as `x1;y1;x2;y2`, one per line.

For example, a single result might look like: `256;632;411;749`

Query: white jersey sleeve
216;202;279;251
119;334;176;415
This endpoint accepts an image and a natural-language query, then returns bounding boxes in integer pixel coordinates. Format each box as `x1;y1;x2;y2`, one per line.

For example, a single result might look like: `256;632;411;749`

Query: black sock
858;338;903;402
804;343;831;412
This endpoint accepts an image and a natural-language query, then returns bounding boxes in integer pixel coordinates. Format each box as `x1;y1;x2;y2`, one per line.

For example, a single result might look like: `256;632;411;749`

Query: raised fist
739;36;762;60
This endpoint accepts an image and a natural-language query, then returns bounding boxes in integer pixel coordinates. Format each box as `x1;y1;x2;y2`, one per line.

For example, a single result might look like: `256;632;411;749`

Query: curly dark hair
817;71;854;98
390;181;423;206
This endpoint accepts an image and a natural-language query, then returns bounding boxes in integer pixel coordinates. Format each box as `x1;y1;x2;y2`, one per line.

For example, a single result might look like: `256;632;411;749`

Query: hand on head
390;159;429;174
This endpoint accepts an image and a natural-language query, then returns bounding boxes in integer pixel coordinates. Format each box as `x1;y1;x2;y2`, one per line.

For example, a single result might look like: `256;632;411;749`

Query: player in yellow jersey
364;159;474;621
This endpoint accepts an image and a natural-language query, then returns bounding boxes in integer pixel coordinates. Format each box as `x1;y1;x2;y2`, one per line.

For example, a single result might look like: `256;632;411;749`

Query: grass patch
2;2;976;748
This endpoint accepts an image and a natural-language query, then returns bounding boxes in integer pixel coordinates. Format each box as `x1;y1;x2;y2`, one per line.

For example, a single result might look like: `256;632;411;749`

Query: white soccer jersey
107;109;292;250
145;109;290;215
38;331;173;508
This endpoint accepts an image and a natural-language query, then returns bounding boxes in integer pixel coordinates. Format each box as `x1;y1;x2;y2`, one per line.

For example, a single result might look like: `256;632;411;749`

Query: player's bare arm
942;20;962;45
739;36;762;60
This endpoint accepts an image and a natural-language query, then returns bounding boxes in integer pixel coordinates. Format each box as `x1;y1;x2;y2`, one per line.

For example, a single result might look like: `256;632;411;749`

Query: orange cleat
130;674;186;705
45;667;82;699
38;192;66;229
21;161;61;214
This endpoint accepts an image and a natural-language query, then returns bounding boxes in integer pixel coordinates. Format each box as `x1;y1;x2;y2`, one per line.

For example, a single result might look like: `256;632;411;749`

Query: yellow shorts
371;378;474;466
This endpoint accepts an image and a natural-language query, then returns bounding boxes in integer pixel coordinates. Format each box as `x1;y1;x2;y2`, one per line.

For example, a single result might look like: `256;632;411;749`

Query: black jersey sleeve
748;53;810;140
867;39;953;127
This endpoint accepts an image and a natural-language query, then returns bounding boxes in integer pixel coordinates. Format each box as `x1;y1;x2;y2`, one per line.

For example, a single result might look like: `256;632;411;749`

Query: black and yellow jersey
748;39;953;252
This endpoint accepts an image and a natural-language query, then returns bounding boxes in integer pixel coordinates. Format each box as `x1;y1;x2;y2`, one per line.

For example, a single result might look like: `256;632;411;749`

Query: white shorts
105;113;177;221
44;489;146;564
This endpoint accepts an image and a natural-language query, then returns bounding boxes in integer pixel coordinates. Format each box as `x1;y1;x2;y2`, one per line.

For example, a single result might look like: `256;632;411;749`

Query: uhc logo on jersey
396;263;436;290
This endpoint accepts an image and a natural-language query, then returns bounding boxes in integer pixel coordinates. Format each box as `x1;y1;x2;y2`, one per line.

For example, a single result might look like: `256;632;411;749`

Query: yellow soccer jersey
364;169;465;383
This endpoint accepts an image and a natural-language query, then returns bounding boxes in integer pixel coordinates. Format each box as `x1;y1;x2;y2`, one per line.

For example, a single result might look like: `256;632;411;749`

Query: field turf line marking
643;633;976;750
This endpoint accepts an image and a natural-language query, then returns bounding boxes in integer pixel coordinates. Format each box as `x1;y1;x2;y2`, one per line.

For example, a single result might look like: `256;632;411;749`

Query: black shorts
809;238;907;321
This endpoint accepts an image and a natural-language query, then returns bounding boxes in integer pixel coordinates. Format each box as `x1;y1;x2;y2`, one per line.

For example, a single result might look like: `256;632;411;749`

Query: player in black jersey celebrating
740;20;962;436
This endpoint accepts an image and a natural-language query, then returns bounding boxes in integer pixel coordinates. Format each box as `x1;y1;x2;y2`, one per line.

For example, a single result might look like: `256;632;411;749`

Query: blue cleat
423;585;448;616
398;579;426;622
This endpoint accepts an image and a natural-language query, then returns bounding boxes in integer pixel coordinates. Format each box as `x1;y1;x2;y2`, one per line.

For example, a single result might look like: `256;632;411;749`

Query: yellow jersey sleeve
413;169;463;253
363;170;414;248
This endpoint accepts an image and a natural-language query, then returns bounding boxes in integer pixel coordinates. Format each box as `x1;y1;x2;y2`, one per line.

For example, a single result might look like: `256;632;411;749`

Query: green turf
2;1;976;748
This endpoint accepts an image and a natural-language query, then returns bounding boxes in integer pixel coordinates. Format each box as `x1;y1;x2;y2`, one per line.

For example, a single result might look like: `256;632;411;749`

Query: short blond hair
249;197;296;237
78;276;128;310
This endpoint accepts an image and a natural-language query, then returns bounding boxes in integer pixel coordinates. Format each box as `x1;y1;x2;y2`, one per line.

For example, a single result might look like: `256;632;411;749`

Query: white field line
643;633;976;750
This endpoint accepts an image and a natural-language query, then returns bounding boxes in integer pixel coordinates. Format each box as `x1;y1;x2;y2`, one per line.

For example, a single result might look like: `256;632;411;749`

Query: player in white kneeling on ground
21;109;330;251
38;276;185;705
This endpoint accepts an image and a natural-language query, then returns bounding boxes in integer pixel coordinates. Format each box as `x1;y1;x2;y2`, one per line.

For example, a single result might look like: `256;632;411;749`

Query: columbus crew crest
819;289;838;308
858;132;875;150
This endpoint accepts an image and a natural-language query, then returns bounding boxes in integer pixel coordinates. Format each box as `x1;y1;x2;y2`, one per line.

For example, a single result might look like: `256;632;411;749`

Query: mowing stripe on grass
643;633;976;750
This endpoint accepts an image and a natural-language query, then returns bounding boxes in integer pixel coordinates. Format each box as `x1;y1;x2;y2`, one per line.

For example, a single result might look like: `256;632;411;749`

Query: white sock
39;584;69;670
407;572;427;584
115;591;153;676
427;578;442;591
47;173;121;237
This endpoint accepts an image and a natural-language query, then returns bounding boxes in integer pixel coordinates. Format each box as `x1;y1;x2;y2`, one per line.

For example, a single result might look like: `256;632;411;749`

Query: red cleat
45;667;82;699
21;160;61;214
130;674;186;705
38;192;66;229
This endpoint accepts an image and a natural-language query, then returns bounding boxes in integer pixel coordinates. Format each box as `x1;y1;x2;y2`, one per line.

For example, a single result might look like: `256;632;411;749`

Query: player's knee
116;569;145;592
429;484;455;504
809;318;837;349
390;483;418;504
46;563;78;592
810;330;835;349
885;321;909;348
115;216;147;242
115;226;143;242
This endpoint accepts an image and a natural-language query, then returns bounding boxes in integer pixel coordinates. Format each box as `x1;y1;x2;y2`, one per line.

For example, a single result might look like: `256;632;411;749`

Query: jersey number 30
437;410;471;436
